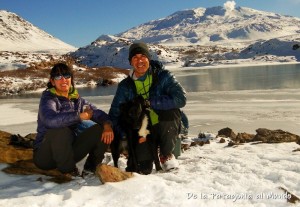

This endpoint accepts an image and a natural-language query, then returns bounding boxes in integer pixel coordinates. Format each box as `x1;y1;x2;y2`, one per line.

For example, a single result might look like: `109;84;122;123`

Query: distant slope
0;10;76;53
71;35;180;69
71;5;300;68
118;6;300;46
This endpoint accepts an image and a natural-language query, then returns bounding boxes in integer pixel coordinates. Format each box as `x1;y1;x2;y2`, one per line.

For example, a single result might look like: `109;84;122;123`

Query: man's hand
138;137;147;143
101;123;114;144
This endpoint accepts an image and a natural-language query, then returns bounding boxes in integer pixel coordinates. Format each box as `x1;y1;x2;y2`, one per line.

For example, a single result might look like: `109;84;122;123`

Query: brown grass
0;55;129;96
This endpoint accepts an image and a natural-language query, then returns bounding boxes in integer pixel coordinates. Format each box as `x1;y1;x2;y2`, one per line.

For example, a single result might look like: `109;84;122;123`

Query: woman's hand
101;123;114;144
80;105;93;120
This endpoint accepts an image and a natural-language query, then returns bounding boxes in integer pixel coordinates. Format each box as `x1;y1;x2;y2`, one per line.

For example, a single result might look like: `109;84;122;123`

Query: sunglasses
52;73;71;80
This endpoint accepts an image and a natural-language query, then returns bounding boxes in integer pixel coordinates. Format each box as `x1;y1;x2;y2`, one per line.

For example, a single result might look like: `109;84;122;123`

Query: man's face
130;54;150;78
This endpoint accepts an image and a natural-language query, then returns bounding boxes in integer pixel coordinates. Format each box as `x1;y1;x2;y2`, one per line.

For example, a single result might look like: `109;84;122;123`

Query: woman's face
131;54;150;78
50;73;72;95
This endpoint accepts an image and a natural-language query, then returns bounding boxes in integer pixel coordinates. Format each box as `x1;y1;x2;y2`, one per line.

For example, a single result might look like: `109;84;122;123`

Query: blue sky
1;0;300;48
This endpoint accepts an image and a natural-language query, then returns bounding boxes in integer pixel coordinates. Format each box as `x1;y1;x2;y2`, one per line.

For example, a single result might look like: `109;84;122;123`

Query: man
109;42;186;173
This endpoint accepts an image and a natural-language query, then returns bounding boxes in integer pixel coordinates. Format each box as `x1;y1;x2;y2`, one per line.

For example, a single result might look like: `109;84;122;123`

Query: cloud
224;0;236;12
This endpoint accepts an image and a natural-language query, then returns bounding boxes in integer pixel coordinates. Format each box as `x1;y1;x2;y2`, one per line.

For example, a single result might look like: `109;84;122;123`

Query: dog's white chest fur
138;115;150;137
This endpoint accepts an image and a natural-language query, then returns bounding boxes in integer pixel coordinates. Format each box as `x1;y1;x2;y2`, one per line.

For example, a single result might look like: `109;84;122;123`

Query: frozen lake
1;64;300;136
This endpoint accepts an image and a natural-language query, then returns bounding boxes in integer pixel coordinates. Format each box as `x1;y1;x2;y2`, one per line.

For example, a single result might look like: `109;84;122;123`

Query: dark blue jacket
109;60;186;137
34;89;110;149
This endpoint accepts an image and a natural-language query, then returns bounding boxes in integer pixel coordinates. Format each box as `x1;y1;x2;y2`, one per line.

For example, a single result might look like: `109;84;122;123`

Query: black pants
33;124;107;173
133;119;181;162
151;119;180;157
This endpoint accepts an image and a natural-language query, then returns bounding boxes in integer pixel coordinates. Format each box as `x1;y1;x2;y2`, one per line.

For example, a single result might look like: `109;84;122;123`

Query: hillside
71;5;300;68
0;10;76;52
0;10;128;96
118;6;300;46
1;5;300;96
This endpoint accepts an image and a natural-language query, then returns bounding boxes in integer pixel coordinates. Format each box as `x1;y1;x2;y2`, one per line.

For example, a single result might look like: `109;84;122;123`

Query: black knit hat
128;42;151;62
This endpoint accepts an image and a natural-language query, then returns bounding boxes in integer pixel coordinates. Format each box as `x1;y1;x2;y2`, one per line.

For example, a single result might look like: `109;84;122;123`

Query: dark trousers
152;119;181;157
33;124;107;173
133;119;181;162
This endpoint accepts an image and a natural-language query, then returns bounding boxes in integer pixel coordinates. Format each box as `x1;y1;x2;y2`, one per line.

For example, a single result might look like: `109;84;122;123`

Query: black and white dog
110;95;162;174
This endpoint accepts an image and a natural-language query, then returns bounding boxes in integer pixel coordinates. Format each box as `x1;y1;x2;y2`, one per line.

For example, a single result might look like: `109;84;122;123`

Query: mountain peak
116;5;300;46
0;10;76;53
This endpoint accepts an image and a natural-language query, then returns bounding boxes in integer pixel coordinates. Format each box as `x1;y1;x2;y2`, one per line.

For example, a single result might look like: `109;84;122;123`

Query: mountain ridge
0;10;76;52
70;5;300;68
117;6;300;46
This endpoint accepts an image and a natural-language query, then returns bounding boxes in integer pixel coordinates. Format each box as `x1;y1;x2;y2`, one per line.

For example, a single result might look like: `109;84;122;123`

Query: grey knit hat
128;42;151;62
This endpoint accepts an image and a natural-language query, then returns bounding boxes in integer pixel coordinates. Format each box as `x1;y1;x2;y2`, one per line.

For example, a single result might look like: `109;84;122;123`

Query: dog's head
120;95;149;130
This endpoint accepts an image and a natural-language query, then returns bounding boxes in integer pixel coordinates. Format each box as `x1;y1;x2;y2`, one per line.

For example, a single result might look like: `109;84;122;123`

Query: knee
45;127;74;144
82;124;102;134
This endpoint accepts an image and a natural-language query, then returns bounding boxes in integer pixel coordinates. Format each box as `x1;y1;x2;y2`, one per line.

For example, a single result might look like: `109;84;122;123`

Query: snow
0;3;300;206
0;79;300;207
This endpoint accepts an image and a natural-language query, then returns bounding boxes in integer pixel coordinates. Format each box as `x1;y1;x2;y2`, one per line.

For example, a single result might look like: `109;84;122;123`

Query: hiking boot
160;154;179;171
81;168;95;177
63;167;82;179
137;160;153;175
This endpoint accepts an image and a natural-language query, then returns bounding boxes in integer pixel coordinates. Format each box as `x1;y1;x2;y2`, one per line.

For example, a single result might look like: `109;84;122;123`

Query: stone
2;159;73;184
96;164;133;184
0;130;33;163
219;138;226;143
253;128;300;143
217;127;237;139
279;187;300;204
236;132;255;143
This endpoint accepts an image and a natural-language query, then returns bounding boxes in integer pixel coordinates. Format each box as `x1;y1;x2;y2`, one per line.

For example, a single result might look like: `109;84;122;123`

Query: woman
33;63;114;176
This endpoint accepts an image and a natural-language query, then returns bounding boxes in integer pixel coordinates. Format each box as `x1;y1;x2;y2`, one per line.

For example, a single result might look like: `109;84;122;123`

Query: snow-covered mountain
71;35;181;69
71;4;300;69
0;10;76;52
118;6;300;46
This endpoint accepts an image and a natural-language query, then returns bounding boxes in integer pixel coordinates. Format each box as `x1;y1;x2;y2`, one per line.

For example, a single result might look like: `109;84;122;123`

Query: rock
279;187;300;204
181;143;190;151
217;127;237;139
2;159;73;184
0;130;134;184
219;138;226;143
292;148;300;152
236;132;255;143
190;140;210;147
228;141;243;147
96;164;133;184
253;128;300;143
0;130;33;163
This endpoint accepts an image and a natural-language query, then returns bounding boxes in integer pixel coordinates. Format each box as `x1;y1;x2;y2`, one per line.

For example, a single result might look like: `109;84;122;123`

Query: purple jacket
34;89;111;149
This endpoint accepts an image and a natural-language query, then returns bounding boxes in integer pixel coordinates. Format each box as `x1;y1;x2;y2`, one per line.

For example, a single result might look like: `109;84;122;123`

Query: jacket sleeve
38;95;81;128
150;70;186;110
109;80;132;137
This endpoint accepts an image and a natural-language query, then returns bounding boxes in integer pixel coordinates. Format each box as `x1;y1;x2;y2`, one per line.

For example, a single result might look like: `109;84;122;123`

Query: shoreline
167;60;300;71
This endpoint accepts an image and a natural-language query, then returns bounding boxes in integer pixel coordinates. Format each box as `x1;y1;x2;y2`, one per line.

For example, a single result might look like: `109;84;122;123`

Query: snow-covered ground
0;86;300;207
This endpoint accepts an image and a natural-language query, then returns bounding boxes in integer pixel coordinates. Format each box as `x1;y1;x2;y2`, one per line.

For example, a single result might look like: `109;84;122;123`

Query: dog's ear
134;95;150;109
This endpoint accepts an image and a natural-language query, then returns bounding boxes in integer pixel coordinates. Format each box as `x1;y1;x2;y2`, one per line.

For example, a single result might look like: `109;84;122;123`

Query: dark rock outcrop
236;132;255;143
253;128;300;143
0;130;33;163
217;127;237;139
